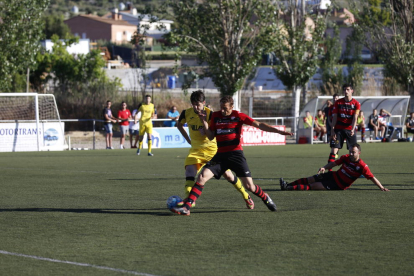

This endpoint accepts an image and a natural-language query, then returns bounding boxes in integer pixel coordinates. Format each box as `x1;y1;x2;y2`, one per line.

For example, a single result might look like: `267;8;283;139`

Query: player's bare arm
252;121;294;136
371;177;389;191
318;162;337;174
134;112;140;124
177;121;191;145
197;111;215;140
331;113;338;140
350;110;359;136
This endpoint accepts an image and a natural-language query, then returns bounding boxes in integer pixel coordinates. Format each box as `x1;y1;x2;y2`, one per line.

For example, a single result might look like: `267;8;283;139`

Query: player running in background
280;143;389;191
176;91;254;209
326;94;339;146
327;84;360;169
170;95;294;216
136;95;155;156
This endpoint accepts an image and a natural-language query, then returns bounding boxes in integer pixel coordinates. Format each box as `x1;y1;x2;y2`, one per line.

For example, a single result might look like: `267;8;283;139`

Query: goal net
0;93;66;152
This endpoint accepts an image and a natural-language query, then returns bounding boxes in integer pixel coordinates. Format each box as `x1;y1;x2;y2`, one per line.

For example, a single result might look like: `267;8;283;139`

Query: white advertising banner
0;122;65;152
241;125;286;146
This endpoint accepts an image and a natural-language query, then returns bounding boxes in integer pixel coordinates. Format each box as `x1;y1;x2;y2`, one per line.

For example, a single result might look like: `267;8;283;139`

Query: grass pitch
0;143;413;276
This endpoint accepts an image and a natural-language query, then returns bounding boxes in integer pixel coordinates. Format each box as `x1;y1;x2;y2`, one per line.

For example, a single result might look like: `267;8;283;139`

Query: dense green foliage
351;0;414;101
271;2;329;91
0;0;49;91
30;35;121;119
319;25;344;95
161;0;278;96
0;143;413;275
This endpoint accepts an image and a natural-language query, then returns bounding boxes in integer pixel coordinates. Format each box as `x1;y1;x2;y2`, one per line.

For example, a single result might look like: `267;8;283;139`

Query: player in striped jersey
280;143;389;191
170;95;293;216
176;91;255;209
327;84;361;168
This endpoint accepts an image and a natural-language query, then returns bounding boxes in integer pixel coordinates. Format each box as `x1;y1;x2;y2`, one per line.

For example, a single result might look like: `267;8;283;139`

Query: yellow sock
184;178;195;198
138;141;143;149
230;176;249;200
148;140;152;153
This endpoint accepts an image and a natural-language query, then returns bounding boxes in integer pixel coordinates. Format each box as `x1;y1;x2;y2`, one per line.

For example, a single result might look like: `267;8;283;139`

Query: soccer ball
166;195;183;209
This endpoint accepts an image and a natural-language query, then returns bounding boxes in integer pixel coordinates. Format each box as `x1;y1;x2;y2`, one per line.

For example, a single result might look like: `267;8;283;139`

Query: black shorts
313;171;342;190
330;129;357;150
203;150;252;179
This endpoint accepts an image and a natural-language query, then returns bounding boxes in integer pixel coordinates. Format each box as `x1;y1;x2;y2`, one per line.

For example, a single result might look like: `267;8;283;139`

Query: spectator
129;104;141;148
369;109;382;140
303;111;313;129
379;109;395;139
405;112;414;139
163;106;180;127
314;109;326;141
102;100;118;149
117;102;132;149
356;111;366;142
326;94;339;142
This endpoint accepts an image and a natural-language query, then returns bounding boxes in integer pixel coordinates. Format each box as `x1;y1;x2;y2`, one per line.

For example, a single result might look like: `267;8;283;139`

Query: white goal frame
0;93;66;152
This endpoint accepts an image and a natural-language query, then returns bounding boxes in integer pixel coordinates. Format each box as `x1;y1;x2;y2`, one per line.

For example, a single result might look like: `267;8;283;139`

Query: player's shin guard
148;139;152;153
252;184;267;201
229;176;249;200
184;182;204;210
185;177;195;198
138;141;143;150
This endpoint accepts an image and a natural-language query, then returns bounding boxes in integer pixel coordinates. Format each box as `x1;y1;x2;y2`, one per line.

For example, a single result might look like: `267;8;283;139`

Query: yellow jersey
179;107;217;150
138;103;154;125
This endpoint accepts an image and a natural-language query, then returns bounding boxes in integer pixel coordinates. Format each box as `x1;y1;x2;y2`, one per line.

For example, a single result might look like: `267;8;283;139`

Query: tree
319;25;344;95
30;35;122;119
160;0;278;97
270;1;330;131
343;27;364;95
42;14;71;39
352;0;414;109
0;0;49;92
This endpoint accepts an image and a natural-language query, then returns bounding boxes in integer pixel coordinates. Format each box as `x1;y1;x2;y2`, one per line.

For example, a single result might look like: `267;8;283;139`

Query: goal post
0;93;66;152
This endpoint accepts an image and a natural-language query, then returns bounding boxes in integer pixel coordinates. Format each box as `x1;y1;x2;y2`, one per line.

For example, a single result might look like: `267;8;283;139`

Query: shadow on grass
0;208;248;216
0;208;174;216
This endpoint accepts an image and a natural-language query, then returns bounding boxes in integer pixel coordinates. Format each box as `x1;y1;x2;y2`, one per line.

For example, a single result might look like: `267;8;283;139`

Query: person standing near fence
136;95;155;156
326;94;339;142
327;84;360;170
103;100;118;150
117;102;132;149
129;104;141;148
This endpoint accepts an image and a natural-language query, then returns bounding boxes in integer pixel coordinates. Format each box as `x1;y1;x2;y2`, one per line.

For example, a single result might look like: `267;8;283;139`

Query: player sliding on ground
170;95;294;216
176;91;255;209
280;143;389;191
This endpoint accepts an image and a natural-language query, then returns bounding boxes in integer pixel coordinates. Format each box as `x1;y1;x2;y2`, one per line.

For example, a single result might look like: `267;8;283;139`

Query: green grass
0;143;413;276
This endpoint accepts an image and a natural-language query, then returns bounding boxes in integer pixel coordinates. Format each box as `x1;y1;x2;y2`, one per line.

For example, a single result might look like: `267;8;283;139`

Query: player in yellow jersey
135;95;155;156
176;90;254;209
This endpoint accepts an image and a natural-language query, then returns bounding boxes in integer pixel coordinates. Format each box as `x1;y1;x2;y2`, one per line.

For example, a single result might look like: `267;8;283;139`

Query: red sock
252;185;267;201
184;182;204;210
289;184;310;191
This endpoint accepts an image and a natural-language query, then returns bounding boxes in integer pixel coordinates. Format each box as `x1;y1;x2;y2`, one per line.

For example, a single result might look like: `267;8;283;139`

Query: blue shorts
129;129;139;135
104;123;113;134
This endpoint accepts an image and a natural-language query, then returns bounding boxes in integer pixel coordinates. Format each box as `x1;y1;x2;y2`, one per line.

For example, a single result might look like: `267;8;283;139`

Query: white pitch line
0;250;159;276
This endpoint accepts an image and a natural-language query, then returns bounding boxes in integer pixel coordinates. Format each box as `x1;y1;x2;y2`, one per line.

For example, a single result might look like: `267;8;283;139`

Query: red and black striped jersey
332;98;360;130
333;154;374;190
209;110;254;153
